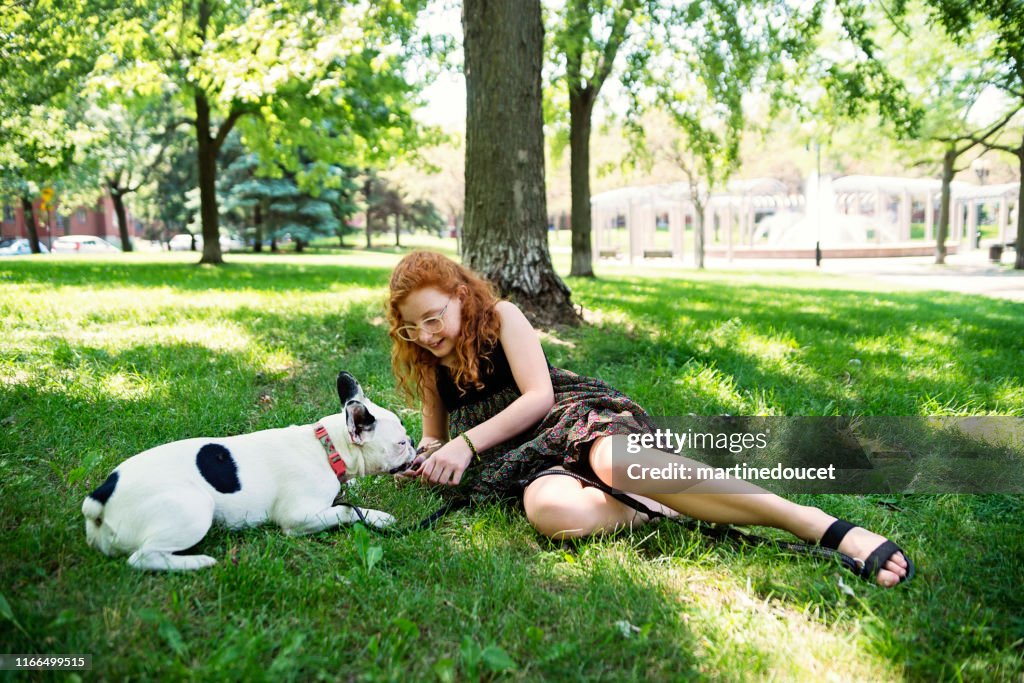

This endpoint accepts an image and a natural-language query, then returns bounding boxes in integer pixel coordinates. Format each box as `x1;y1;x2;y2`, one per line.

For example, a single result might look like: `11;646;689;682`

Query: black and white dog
82;372;416;571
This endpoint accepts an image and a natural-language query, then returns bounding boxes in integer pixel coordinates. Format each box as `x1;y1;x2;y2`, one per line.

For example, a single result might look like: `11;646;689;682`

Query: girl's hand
417;438;474;486
398;440;442;479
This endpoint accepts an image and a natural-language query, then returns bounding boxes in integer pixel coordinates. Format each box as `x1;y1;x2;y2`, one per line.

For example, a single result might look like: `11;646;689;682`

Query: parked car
0;238;49;255
168;233;202;251
220;236;245;252
50;235;119;254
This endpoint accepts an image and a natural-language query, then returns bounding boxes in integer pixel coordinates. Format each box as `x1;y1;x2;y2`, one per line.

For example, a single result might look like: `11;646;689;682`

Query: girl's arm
419;379;448;448
419;301;555;485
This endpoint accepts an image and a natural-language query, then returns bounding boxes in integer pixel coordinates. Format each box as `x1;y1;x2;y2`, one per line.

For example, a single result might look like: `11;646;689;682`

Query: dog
82;371;416;571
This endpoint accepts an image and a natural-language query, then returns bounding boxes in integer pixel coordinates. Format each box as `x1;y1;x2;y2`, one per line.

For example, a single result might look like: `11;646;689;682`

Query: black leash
520;469;863;574
338;469;863;575
338;494;473;537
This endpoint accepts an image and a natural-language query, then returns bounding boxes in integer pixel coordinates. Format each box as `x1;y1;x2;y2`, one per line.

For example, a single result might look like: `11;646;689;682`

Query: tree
77;100;184;251
844;2;1015;264
0;0;109;252
463;0;578;326
922;0;1024;268
548;0;649;277
150;133;199;245
220;138;361;252
92;0;432;265
621;0;827;268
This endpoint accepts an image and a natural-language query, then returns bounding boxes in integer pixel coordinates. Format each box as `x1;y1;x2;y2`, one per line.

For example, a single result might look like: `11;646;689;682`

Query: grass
1;244;1023;681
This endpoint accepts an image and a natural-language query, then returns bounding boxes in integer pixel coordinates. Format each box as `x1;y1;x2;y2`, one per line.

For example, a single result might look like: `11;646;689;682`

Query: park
2;1;1023;680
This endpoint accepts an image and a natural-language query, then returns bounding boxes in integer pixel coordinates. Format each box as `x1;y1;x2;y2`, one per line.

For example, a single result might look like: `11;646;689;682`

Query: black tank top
435;341;518;412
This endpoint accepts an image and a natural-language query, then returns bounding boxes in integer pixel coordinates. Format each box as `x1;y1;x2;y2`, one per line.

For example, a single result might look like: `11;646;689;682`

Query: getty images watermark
608;416;1024;495
621;428;836;491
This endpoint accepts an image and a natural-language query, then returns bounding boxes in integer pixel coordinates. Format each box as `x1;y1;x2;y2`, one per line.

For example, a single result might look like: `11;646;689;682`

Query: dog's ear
345;400;377;445
337;371;364;407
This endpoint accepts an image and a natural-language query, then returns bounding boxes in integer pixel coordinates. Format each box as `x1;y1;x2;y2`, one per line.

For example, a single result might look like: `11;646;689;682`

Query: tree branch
591;0;637;93
563;0;586;90
212;106;256;153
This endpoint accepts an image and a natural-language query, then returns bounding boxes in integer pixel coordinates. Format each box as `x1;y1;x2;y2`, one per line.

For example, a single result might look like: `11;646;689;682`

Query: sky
417;72;466;130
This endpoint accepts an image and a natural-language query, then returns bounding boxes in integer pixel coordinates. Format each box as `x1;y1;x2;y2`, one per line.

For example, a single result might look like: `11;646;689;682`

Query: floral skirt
448;366;653;503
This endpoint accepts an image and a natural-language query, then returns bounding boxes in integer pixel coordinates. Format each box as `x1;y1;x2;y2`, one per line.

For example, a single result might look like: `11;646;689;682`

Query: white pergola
954;183;1019;247
591;178;797;262
832;175;1019;250
593;174;1021;262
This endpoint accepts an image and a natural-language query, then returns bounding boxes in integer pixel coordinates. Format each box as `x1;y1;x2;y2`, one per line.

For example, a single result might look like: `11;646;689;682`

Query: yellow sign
40;187;55;212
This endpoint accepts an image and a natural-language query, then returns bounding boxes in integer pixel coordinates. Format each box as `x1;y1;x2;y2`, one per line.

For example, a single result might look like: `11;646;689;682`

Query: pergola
592;174;1021;263
954;183;1019;246
591;178;796;262
832;175;1019;249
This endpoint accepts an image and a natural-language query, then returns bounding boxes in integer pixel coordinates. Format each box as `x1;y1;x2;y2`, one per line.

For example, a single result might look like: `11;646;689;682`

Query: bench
642;249;674;259
598;248;622;259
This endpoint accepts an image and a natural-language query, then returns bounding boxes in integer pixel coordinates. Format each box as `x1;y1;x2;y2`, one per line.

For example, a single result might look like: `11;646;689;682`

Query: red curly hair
388;251;502;407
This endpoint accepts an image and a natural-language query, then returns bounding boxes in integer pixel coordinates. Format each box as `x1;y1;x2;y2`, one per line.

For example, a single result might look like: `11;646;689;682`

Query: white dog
82;372;416;571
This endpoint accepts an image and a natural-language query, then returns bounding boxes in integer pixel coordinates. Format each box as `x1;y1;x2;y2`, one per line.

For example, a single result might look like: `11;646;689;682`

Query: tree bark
569;90;595;277
194;91;223;265
109;188;133;252
193;0;224;265
463;0;579;327
694;201;706;270
253;202;263;252
395;212;402;247
21;197;42;253
935;147;955;265
1016;147;1024;270
364;177;373;249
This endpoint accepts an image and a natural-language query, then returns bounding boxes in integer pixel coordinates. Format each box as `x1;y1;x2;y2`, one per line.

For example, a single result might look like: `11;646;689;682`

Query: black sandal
820;519;915;584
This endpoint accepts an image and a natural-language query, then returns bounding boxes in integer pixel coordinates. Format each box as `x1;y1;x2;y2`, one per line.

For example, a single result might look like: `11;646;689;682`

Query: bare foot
833;523;910;587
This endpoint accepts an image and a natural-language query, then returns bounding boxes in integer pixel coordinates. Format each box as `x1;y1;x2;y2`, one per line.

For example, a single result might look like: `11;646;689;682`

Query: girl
388;251;912;587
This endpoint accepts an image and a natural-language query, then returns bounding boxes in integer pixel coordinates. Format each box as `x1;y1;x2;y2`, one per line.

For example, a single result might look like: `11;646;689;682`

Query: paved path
706;250;1024;302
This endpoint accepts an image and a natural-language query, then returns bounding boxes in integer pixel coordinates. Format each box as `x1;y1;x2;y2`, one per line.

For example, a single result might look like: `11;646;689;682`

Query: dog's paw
361;509;395;528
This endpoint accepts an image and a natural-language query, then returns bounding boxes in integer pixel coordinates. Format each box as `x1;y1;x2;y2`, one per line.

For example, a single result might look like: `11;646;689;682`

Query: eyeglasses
395;298;451;342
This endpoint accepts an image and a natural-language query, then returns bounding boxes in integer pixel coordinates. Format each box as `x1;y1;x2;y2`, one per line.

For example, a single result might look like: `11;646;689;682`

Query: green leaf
365;545;383;573
432;657;456;683
0;592;29;637
157;620;189;658
481;644;517;672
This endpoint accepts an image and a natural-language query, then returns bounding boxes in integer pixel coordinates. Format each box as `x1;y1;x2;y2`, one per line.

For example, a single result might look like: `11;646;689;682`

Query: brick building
1;194;141;249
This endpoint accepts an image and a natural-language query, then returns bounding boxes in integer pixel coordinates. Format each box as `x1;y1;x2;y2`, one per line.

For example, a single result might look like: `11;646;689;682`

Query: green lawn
1;246;1022;681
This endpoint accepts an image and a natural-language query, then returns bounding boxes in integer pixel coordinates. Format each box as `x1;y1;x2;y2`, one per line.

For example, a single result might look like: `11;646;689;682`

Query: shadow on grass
0;257;394;293
2;258;1023;678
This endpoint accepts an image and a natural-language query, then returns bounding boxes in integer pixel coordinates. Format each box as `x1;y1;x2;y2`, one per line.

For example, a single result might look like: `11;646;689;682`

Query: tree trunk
21;197;42;253
694;200;706;270
110;188;133;252
295;238;305;253
395;212;402;247
253;202;263;252
463;0;579;327
935;147;955;265
1016;148;1024;270
194;91;224;265
364;177;373;249
569;90;595;277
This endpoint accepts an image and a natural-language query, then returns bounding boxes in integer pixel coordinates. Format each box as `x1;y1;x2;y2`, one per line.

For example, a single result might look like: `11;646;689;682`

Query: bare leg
522;466;676;539
589;436;909;587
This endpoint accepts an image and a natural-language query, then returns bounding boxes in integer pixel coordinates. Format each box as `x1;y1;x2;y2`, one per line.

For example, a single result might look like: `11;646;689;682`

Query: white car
169;234;203;251
220;236;245;251
0;238;50;255
51;235;120;254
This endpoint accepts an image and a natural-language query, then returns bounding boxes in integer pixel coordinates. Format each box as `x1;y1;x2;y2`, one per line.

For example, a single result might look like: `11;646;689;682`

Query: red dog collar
314;422;347;480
